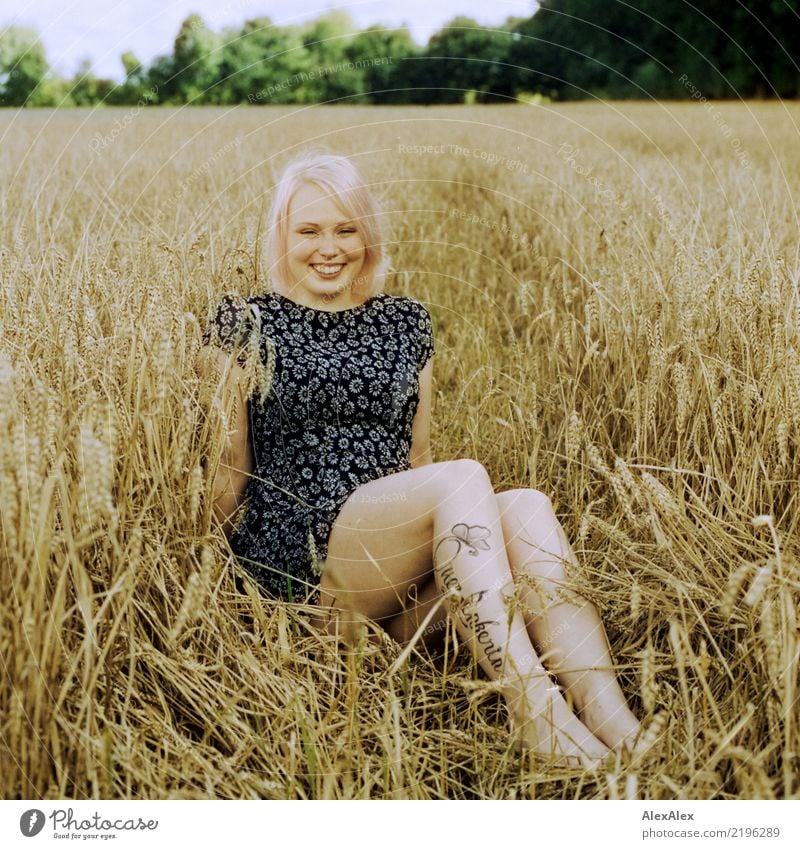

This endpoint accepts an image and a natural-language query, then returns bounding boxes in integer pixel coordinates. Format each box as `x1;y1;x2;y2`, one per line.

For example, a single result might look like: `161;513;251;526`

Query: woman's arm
195;345;255;540
409;356;434;468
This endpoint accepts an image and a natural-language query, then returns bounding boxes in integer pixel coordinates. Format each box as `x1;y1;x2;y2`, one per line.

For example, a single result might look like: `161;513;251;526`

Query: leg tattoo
434;523;507;672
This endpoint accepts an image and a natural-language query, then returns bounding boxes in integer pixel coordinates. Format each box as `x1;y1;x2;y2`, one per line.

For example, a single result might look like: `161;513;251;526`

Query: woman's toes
623;712;666;763
580;701;643;751
510;694;611;765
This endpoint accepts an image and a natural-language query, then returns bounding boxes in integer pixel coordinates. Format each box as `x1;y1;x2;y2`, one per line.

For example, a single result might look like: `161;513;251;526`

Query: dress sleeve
201;293;255;367
416;302;435;371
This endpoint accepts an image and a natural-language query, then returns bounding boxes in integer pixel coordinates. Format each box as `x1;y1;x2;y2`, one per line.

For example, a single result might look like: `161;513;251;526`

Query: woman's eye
297;228;355;236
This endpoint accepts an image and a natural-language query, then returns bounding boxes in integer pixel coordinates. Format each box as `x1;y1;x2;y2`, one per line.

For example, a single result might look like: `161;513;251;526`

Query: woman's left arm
409;356;434;468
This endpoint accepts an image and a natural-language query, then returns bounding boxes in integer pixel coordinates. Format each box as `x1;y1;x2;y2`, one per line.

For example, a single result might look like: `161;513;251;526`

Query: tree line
1;1;798;107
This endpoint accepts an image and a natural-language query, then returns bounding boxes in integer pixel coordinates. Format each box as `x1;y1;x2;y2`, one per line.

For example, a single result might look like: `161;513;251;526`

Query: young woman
197;149;642;764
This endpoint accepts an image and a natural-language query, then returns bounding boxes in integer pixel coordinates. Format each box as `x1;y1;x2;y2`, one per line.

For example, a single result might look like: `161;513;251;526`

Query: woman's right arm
195;345;255;541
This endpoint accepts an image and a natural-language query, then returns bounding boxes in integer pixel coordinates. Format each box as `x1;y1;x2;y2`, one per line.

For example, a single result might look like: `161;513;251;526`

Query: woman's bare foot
621;712;666;765
565;671;643;751
580;698;643;752
509;686;611;766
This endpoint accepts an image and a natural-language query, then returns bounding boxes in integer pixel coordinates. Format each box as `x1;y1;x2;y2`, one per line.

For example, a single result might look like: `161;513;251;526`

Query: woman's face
284;181;367;309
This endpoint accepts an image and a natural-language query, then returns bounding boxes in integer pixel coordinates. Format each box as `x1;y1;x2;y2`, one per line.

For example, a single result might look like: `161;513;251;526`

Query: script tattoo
434;523;505;671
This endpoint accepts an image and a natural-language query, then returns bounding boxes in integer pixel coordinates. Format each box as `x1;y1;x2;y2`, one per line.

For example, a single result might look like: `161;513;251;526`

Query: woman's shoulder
380;293;432;317
212;291;266;320
202;291;266;350
220;290;287;326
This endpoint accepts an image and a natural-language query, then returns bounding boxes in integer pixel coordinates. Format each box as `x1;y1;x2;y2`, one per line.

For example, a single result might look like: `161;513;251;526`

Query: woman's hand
409;357;434;468
195;345;255;540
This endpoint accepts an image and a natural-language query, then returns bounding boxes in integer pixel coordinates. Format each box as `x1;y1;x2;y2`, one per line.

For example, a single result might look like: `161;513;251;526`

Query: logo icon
19;810;46;837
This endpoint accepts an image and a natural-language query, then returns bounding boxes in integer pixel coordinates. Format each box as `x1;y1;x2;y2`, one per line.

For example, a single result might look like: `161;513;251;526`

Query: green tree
510;0;652;100
508;0;800;101
104;51;148;105
343;25;418;104
170;14;223;103
720;0;800;98
69;58;115;105
297;10;360;102
411;17;516;104
144;53;177;104
0;25;50;106
213;17;308;105
122;51;142;81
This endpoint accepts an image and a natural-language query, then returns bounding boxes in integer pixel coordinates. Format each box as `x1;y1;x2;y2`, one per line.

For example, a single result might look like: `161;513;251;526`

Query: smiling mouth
311;263;346;278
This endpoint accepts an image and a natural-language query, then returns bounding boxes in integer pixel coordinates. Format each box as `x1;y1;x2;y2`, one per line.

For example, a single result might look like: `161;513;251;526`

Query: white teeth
312;263;345;275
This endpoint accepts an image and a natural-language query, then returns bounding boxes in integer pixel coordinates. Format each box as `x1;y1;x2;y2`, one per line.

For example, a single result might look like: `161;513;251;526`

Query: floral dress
201;290;435;604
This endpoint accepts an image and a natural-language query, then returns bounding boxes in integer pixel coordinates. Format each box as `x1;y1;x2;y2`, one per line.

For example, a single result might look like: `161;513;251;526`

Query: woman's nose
318;235;339;256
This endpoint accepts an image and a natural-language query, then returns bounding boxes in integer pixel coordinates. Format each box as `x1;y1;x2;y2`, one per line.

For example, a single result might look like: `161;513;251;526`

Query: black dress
201;289;435;604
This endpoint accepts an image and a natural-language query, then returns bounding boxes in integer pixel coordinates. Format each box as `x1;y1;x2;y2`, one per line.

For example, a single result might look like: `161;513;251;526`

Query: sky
2;0;538;81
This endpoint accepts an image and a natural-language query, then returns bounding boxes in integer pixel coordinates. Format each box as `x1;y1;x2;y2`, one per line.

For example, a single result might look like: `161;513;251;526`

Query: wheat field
1;102;799;800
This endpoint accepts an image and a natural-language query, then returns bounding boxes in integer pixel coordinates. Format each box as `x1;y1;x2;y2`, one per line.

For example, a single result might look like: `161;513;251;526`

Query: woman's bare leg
315;459;610;763
495;489;642;751
383;573;448;646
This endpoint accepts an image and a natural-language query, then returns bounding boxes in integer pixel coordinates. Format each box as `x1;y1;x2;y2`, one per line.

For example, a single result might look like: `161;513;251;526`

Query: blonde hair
266;149;389;298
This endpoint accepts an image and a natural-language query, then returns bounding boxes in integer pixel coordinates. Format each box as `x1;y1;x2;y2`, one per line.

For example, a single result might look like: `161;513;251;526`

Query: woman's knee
435;458;492;499
497;488;571;584
496;487;554;519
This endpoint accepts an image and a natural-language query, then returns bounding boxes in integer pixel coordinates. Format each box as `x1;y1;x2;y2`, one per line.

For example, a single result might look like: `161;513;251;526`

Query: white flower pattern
202;290;435;604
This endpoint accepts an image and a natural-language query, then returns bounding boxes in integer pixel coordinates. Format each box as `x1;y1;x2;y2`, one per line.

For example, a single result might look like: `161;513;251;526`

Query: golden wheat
1;102;799;799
